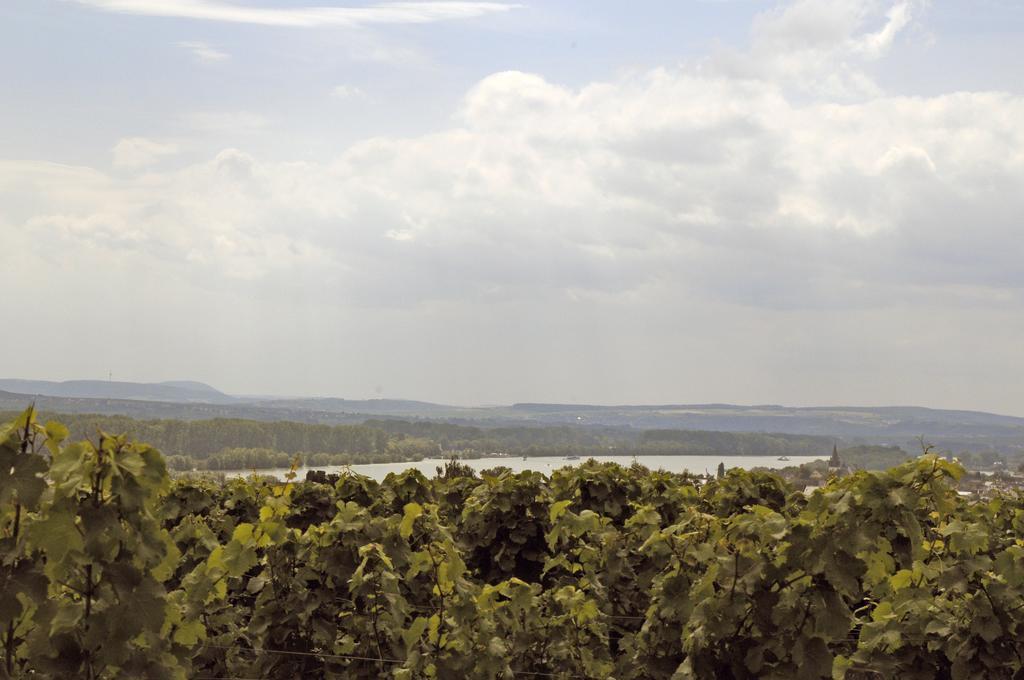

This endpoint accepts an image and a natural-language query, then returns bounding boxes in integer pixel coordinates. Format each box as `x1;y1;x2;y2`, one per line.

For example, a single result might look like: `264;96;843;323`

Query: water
221;454;825;482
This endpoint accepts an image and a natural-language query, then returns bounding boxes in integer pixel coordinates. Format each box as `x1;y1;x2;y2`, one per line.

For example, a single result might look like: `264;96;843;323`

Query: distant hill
252;397;462;416
507;402;1024;436
0;390;367;424
157;380;225;394
0;379;236;405
1;382;1022;457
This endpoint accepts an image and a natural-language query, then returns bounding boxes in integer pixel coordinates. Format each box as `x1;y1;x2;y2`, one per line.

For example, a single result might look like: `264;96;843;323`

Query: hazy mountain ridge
252;397;460;415
0;379;236;405
1;380;1021;454
508;402;1024;436
157;380;225;394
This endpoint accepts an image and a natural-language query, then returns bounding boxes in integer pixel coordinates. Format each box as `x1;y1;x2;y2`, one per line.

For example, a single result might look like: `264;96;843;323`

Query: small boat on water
565;455;580;461
778;456;790;461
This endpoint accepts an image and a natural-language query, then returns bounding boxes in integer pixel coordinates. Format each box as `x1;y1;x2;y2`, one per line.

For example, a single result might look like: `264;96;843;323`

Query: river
220;454;825;482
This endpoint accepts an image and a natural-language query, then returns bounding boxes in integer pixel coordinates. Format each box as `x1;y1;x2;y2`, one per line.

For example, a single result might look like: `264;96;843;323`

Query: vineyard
3;405;1024;679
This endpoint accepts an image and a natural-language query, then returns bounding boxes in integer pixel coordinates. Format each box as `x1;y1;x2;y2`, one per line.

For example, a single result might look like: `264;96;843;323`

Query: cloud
15;62;1024;309
6;0;1024;407
715;0;926;98
68;0;520;27
177;40;229;62
182;111;269;134
111;137;180;169
331;84;365;99
853;1;915;58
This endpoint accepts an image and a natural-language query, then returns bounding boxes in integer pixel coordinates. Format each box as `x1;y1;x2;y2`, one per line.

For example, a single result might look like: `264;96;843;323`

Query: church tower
828;443;843;474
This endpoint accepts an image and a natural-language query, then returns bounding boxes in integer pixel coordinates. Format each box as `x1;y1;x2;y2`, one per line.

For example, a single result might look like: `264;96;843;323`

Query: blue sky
2;0;1024;412
7;1;1020;165
1;1;752;162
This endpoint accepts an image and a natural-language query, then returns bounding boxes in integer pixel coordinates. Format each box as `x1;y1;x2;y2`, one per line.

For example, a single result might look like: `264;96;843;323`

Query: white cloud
6;0;1024;408
716;0;926;98
853;1;915;58
111;137;180;169
182;111;269;134
177;40;229;62
68;0;520;27
331;84;365;99
16;62;1024;308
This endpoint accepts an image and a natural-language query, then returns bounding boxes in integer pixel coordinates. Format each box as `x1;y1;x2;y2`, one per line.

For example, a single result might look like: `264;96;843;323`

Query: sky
2;0;1024;413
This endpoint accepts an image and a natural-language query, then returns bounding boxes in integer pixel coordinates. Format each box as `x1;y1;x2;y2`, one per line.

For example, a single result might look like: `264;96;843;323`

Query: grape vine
2;406;1024;679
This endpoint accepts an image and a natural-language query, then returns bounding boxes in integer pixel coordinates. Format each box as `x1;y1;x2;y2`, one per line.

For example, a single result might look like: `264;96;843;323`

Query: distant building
827;444;848;475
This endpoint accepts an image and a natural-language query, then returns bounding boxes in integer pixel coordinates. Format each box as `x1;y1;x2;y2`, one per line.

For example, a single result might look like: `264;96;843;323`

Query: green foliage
5;409;1024;679
2;406;190;678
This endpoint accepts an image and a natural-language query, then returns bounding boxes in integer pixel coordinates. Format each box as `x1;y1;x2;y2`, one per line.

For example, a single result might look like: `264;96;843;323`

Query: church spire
829;443;842;469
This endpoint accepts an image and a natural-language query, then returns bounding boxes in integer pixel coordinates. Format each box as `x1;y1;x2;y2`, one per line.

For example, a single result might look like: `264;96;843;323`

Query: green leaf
172;618;206;646
890;569;914;591
832;655;852;679
232;522;255;544
48;601;83;636
0;447;48;508
26;511;83;563
427;613;441;645
797;636;832;679
871;601;894;622
550;499;572;523
400;502;424;539
44;420;70;454
403;616;428;650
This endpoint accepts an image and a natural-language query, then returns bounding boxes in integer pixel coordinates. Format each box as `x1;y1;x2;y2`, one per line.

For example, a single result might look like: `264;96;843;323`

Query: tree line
0;412;387;457
166;439;442;472
0;411;839;471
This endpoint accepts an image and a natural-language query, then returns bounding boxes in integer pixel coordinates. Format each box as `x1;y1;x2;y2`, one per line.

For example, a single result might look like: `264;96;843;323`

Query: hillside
0;379;236;404
1;381;1022;458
